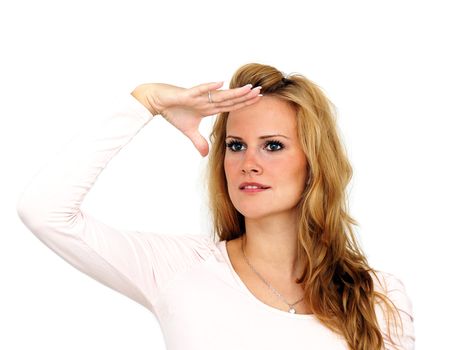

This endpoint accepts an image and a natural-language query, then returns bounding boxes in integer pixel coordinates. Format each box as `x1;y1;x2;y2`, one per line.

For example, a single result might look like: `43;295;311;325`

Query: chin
233;205;265;219
239;212;270;220
235;205;283;220
236;201;302;221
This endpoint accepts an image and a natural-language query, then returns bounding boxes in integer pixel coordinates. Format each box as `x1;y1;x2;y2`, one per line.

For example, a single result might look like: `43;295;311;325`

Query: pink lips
239;182;270;193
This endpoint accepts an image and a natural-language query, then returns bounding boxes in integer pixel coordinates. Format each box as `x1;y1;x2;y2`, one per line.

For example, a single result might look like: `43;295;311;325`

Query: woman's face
224;95;308;220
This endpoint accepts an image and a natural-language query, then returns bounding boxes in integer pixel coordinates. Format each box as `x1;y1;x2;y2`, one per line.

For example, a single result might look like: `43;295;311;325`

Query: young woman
17;63;414;349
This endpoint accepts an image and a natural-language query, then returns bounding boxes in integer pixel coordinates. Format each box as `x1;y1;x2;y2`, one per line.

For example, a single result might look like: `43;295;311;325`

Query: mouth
239;182;271;191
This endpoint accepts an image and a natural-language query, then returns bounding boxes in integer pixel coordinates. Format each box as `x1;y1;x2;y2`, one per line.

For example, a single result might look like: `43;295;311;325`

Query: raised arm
16;81;262;314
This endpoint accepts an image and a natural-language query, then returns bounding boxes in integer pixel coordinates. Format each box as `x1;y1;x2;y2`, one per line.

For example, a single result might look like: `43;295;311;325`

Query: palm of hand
138;81;262;157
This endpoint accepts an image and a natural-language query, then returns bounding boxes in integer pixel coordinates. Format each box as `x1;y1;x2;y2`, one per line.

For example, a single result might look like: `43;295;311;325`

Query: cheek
270;153;301;171
285;156;308;188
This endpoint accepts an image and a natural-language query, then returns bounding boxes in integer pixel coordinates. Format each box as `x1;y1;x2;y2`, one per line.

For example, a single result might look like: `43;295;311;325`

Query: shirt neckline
217;239;315;320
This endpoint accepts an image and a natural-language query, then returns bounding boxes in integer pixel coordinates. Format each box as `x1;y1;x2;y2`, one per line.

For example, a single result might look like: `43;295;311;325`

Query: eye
225;140;245;152
264;140;284;152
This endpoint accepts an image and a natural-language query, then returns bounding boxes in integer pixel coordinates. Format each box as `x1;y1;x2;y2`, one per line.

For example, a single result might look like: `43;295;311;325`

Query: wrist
131;85;160;116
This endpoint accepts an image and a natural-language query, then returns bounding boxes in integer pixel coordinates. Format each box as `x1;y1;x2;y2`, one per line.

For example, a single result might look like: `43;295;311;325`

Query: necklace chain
240;235;304;314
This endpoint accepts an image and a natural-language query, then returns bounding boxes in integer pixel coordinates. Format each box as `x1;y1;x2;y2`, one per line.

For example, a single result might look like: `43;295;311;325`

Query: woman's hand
131;81;262;157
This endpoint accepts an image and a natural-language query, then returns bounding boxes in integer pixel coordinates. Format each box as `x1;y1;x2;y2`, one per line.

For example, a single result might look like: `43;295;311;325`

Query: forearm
16;93;153;230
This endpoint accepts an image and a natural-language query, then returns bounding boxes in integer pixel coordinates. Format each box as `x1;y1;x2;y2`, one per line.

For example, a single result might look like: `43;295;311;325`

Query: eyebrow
225;134;290;140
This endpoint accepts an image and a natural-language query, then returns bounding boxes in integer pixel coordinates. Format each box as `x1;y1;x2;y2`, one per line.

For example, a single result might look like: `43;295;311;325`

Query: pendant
289;308;296;314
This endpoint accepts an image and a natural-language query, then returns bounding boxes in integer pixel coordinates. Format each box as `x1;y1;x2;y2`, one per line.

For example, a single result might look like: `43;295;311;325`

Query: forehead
226;96;297;136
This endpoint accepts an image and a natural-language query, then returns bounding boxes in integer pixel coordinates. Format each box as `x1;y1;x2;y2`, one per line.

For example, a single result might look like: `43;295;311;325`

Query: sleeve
15;94;216;315
373;272;415;350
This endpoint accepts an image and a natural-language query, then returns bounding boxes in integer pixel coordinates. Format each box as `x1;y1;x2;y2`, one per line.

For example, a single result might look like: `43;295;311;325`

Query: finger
213;86;262;108
208;83;254;103
186;129;209;157
218;94;263;112
203;94;263;116
189;81;224;98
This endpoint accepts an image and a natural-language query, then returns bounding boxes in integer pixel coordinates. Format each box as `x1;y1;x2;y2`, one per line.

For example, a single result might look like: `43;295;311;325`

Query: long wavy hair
206;63;401;350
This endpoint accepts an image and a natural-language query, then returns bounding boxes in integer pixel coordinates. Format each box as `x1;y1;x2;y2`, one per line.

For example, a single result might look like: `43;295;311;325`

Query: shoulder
371;270;415;349
133;231;220;270
372;271;413;319
142;232;218;256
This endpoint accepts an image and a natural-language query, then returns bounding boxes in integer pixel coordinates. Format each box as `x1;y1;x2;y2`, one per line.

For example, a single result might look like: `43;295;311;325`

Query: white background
1;1;468;349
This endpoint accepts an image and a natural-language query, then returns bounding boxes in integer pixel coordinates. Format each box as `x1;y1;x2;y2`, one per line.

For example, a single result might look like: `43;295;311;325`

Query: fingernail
253;86;262;90
244;83;253;88
258;94;263;97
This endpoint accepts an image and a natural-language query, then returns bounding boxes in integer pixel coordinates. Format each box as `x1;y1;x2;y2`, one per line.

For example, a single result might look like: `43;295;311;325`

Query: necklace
240;235;304;314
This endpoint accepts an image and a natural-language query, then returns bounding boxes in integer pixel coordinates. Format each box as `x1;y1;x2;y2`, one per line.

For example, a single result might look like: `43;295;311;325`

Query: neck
242;211;303;279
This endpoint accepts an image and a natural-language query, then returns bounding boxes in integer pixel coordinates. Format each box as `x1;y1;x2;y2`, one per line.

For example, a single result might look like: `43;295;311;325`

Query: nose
241;148;263;175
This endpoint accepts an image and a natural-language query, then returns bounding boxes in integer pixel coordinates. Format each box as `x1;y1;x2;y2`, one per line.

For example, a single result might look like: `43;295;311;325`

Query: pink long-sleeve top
16;93;415;350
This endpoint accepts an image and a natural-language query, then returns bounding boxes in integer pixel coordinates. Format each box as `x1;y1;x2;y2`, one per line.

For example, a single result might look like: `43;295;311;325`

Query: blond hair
207;63;401;350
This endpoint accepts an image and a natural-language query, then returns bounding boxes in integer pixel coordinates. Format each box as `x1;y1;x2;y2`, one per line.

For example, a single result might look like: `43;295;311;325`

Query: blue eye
265;140;284;151
225;140;245;152
225;139;285;152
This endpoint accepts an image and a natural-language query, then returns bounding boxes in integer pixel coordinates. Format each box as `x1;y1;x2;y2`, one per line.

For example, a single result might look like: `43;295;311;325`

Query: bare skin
226;237;312;315
131;82;311;314
223;96;312;314
131;81;262;157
